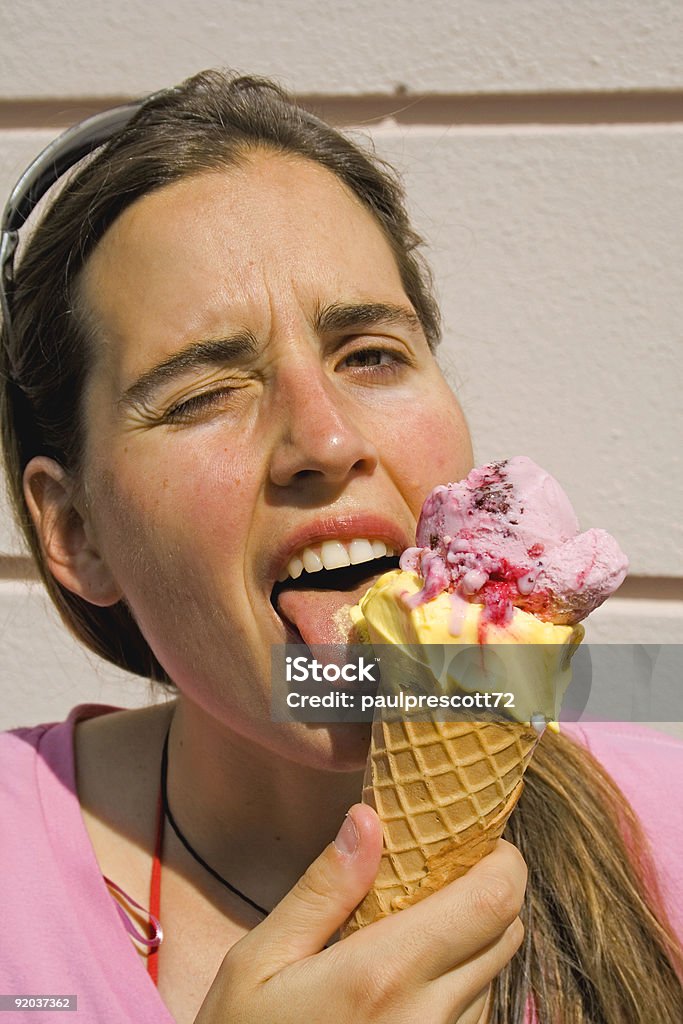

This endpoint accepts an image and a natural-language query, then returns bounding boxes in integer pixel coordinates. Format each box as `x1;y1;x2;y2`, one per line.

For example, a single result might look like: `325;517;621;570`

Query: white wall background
0;0;681;732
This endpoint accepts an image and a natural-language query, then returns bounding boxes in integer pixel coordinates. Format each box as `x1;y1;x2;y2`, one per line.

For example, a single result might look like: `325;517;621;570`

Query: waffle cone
342;716;539;935
341;571;581;936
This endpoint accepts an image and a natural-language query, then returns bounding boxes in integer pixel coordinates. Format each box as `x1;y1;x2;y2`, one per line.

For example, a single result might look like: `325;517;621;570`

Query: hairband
0;99;144;338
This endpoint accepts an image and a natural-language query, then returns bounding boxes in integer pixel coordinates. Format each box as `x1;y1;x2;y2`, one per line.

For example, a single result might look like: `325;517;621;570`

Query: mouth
271;554;401;605
270;538;402;646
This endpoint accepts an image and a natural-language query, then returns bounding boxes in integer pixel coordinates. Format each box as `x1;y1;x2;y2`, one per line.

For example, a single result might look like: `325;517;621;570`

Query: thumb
254;803;382;971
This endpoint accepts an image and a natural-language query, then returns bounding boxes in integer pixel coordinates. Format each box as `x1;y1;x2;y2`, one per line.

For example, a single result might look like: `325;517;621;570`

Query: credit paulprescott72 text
285;690;516;711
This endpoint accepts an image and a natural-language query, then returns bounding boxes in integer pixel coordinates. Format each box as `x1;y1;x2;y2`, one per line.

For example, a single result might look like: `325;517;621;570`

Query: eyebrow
315;301;422;336
118;333;258;409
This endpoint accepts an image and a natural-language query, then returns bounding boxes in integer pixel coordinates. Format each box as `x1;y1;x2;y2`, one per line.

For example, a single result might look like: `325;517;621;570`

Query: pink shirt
1;704;682;1022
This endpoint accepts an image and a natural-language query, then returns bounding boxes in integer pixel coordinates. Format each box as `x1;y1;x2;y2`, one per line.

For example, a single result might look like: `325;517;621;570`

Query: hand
194;805;526;1024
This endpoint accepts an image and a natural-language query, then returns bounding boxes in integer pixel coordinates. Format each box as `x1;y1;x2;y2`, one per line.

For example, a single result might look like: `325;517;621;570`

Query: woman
1;70;681;1024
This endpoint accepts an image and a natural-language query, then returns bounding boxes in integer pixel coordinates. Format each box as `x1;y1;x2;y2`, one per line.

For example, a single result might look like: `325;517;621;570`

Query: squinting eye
164;387;237;423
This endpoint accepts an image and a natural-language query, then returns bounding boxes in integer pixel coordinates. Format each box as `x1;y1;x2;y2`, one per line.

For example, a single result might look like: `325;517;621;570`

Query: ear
22;456;122;607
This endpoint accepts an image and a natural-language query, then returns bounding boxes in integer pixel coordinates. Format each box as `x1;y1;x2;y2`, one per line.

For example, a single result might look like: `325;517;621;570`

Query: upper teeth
277;538;398;583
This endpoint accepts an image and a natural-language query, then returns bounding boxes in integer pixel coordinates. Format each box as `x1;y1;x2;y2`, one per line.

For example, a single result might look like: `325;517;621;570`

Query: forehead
80;151;409;366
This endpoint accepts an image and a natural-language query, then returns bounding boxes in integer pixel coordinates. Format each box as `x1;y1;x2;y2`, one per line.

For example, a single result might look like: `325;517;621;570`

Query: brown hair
497;728;683;1022
1;69;682;1021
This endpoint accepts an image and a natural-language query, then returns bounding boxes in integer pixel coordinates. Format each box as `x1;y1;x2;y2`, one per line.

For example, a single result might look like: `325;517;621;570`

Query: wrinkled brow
118;333;258;409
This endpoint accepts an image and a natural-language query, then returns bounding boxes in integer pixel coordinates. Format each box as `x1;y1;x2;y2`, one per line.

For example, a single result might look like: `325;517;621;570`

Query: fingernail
334;812;359;857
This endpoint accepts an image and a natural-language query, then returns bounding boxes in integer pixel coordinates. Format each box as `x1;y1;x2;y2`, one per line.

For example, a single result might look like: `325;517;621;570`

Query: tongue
276;577;376;647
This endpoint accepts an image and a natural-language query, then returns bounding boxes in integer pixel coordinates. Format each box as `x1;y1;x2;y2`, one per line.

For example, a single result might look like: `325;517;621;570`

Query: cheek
86;456;259;672
170;444;258;543
118;439;255;530
89;439;261;596
388;392;473;515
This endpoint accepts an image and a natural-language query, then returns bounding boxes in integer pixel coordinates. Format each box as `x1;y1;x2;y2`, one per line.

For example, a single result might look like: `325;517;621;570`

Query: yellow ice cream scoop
351;569;584;728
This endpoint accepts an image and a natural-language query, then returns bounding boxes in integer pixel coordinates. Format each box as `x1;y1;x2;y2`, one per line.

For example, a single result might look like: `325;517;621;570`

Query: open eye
341;346;407;375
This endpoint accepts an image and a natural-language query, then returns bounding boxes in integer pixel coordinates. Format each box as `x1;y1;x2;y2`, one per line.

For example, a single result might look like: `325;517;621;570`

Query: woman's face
76;151;473;767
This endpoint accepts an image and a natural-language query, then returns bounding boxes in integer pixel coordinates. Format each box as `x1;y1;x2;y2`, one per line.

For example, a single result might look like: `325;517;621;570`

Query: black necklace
160;725;269;919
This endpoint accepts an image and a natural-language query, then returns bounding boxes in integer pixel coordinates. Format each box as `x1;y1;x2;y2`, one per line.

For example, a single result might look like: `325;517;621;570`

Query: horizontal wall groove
0;556;38;580
307;90;683;127
0;560;680;601
0;90;682;130
609;576;683;602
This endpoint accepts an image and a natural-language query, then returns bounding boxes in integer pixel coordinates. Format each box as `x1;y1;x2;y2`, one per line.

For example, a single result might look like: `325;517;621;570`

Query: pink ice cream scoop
399;456;628;626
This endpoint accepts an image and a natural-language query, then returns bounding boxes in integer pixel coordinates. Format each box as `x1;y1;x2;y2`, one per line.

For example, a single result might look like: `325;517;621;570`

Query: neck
163;696;368;908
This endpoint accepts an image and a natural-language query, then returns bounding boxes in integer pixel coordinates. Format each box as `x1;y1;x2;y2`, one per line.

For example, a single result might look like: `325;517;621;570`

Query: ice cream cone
341;569;582;936
341;457;625;935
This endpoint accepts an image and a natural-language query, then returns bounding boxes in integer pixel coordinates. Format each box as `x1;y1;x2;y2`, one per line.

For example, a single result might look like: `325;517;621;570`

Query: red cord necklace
146;786;165;985
146;724;269;987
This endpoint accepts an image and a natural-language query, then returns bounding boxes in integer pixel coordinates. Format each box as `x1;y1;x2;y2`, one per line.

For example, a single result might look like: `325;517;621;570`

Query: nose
268;363;379;489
